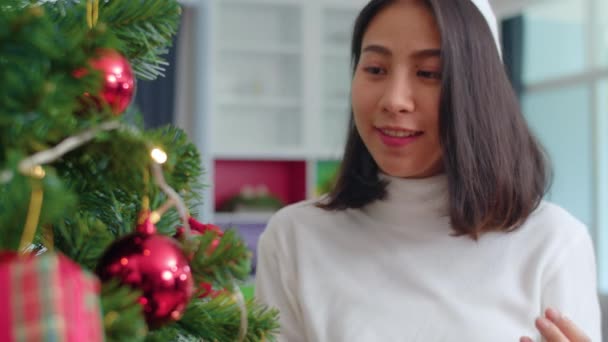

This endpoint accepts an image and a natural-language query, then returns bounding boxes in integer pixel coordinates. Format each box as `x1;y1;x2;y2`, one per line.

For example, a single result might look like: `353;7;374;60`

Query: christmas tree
0;0;279;341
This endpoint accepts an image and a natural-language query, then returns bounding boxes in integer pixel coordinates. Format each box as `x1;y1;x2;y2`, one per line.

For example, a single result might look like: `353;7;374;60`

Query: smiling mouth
378;128;423;138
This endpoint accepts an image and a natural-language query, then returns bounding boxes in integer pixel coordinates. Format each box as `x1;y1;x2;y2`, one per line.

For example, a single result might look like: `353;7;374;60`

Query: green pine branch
0;1;281;340
188;229;253;288
0;155;77;250
52;212;116;271
144;327;193;342
101;280;148;342
43;0;180;80
99;0;181;80
175;295;280;342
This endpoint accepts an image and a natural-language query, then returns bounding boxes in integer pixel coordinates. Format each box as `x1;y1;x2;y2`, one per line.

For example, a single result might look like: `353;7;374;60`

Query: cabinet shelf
214;148;312;160
218;96;301;109
220;0;302;5
214;150;344;161
219;43;300;55
214;211;275;225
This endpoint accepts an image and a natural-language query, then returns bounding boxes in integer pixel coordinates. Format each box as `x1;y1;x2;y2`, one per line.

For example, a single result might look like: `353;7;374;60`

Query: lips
379;128;423;138
376;127;423;147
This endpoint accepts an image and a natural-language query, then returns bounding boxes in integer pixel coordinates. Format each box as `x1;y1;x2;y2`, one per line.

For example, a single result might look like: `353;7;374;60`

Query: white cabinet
319;7;358;154
213;1;302;155
206;0;366;221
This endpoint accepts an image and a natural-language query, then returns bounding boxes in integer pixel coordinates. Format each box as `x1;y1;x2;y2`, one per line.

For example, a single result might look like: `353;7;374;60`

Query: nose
380;74;415;114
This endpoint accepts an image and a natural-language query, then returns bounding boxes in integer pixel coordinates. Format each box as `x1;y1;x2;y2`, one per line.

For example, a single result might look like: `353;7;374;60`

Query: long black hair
318;0;551;239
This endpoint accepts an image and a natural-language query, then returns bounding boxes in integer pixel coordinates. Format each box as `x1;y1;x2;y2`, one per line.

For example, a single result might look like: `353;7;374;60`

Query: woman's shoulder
263;197;353;239
268;198;326;224
519;200;592;250
527;201;587;232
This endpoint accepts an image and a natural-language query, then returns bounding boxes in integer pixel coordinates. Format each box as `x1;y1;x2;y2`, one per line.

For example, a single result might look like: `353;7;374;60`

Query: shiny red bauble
96;217;194;328
78;49;135;115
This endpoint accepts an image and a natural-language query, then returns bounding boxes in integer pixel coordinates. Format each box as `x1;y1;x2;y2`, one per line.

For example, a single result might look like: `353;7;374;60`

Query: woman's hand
520;308;591;342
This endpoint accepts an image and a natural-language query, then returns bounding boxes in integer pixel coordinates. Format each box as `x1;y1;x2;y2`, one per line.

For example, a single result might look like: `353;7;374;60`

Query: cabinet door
214;1;304;155
318;7;358;157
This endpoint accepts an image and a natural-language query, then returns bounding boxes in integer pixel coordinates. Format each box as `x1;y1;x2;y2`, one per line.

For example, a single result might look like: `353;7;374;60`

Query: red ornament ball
96;231;194;328
79;49;135;115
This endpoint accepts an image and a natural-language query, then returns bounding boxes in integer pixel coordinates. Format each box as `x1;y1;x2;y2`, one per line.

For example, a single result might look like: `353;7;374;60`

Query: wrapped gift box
0;252;104;342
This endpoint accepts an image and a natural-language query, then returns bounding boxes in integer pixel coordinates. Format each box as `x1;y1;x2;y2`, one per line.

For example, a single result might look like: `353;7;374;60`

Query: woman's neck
363;172;450;226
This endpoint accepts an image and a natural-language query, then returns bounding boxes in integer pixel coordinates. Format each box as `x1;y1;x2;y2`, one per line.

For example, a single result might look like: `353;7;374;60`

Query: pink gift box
0;252;104;342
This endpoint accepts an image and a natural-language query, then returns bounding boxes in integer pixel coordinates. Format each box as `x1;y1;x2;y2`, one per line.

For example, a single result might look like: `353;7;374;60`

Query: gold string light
148;148;169;223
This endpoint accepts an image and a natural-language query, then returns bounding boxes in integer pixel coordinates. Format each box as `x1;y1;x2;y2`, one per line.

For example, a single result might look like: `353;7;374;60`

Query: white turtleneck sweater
255;174;601;342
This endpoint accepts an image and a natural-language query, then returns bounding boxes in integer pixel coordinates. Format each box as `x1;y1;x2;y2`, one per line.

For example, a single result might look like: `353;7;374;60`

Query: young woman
255;0;601;341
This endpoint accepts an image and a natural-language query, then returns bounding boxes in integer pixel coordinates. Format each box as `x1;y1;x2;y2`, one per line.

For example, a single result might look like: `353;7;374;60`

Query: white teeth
381;129;419;138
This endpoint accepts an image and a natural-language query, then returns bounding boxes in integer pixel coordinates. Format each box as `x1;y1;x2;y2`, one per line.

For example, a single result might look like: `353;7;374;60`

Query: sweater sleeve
255;213;306;342
541;230;602;341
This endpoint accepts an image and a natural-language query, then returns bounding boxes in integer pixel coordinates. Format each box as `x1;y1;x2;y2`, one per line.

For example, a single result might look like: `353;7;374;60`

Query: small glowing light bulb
31;166;46;179
150;148;167;164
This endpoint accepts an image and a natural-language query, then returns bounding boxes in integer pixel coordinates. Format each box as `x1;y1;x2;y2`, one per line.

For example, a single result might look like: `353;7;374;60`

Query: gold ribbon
18;179;44;253
86;0;99;29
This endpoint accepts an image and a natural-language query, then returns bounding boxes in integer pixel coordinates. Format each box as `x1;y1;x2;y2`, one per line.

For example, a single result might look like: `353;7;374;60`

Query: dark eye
363;66;386;75
417;70;442;79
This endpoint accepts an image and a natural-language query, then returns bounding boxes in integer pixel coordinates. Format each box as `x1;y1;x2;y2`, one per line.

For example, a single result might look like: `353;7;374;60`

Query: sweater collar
363;173;450;225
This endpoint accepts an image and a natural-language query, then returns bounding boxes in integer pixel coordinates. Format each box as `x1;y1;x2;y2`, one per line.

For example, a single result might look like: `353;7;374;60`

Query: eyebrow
361;44;441;59
362;44;392;56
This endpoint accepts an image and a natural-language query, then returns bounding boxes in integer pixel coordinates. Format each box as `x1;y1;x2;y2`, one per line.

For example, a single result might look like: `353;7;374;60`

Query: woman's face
351;0;443;178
